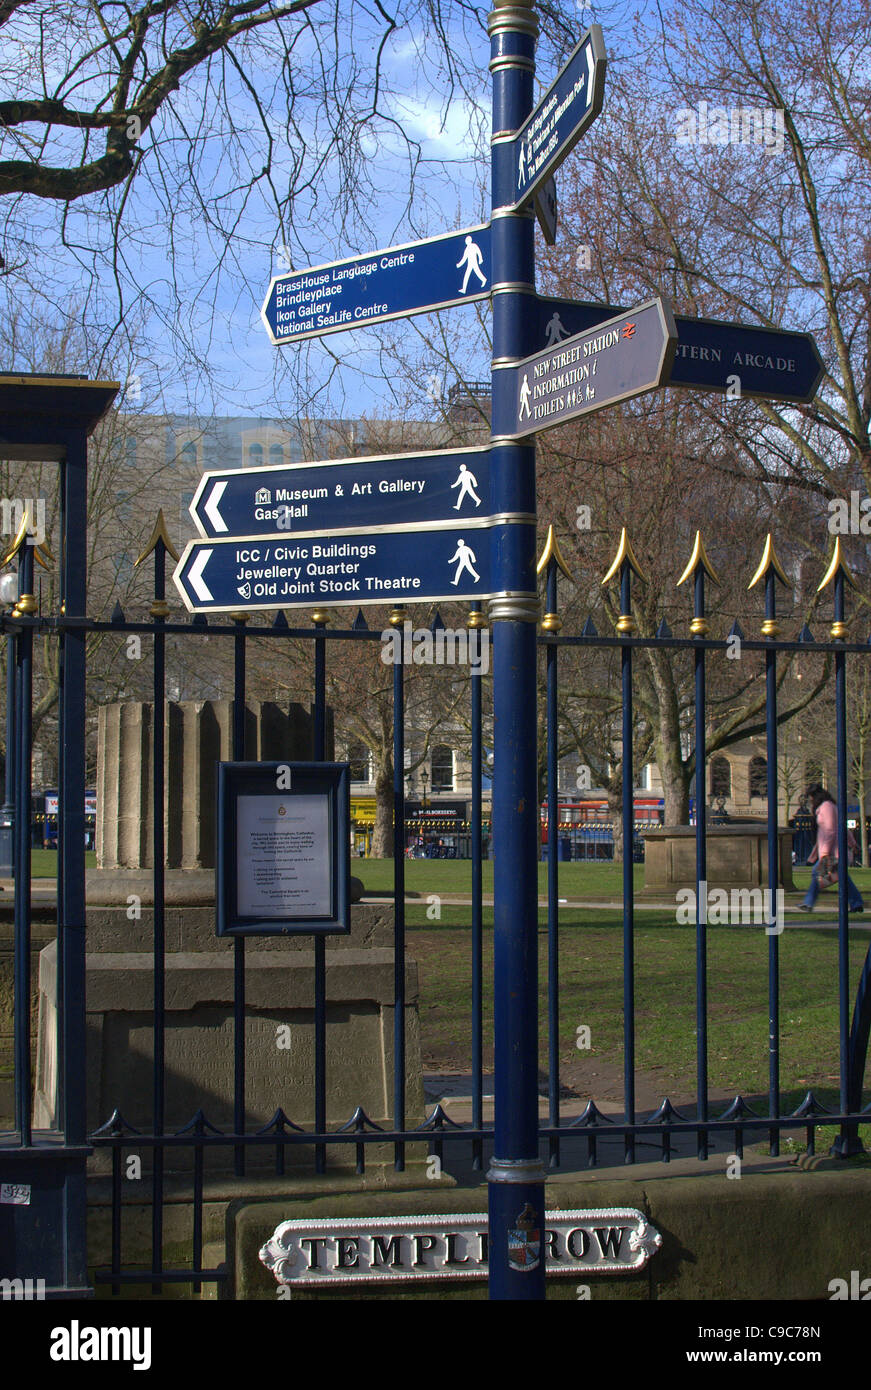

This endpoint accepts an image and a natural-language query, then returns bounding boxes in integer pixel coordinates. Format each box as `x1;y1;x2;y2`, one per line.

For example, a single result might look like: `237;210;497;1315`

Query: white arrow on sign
204;480;228;534
584;42;594;103
189;548;214;602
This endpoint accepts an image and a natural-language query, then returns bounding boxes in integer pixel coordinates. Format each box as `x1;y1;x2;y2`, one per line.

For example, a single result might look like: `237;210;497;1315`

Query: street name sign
535;297;824;402
190;446;491;540
259;1208;662;1289
261;225;491;345
502;296;677;439
173;521;525;615
510;27;606;211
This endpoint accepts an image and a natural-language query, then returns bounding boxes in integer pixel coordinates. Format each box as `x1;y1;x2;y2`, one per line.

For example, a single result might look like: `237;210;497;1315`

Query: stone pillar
96;700;333;870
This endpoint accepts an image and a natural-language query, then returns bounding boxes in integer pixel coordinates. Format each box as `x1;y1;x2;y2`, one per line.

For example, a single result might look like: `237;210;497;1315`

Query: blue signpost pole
487;0;545;1299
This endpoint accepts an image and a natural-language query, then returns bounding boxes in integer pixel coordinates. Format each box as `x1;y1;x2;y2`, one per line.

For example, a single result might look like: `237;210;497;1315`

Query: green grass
410;920;871;1108
358;858;646;898
356;856;871;902
25;849;96;878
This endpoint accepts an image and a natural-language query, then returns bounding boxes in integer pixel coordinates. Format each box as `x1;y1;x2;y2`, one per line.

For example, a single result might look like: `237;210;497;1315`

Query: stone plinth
97;700;333;870
34;904;424;1165
642;822;795;894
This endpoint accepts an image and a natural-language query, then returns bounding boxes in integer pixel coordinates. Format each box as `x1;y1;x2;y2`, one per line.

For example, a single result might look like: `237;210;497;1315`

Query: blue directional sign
190;447;491;540
501;297;676;439
535;297;824;403
510;26;606;211
261;225;491;345
173;522;526;614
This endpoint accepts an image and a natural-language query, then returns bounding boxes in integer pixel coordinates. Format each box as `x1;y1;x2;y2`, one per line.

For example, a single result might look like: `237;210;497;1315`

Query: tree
0;0;584;405
552;0;870;575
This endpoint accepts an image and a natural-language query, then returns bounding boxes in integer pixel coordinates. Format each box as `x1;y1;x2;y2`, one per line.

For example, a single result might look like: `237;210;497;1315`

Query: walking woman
799;784;863;912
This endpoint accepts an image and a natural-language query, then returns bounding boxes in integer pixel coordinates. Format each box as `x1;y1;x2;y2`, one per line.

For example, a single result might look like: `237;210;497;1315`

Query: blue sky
2;2;624;425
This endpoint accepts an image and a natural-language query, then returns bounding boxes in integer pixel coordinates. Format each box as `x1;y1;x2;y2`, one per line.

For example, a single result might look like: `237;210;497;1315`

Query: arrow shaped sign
204;480;228;534
188;548;214;602
509;26;607;211
262;225;491;345
173;522;534;615
535;297;824;403
500;296;677;439
190;446;492;541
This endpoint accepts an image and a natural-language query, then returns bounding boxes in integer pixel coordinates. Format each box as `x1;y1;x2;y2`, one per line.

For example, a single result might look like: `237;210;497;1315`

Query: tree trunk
858;756;869;869
657;737;690;825
372;760;394;858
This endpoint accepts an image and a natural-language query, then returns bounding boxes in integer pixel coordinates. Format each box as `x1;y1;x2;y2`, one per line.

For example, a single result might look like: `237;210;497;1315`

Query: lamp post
0;569;19;876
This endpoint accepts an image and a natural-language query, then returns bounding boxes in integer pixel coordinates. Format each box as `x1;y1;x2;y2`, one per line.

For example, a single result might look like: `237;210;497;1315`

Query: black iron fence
3;512;871;1295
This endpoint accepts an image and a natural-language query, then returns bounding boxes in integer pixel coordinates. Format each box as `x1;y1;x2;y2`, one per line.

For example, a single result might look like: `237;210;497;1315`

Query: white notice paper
237;794;331;918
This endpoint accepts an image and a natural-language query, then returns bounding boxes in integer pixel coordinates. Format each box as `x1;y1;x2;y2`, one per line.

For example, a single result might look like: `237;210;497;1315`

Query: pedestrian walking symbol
457;235;487;294
449;538;480;585
518;372;532;420
544;312;568;347
451;463;482;510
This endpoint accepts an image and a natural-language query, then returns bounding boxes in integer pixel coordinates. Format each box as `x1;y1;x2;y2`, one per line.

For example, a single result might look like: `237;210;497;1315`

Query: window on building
749;756;768;799
125;435;137;468
710;756;731;799
269;443;284;466
180;440;198;469
248;442;264;467
347;742;370;783
431;745;454;791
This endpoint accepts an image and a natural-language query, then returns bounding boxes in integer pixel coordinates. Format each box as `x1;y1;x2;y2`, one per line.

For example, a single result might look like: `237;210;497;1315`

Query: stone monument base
34;900;424;1172
642;822;795;895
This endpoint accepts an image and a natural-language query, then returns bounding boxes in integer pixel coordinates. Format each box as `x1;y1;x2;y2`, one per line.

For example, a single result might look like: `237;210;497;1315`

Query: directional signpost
501;296;677;439
174;521;516;615
535;296;824;403
190;446;491;540
171;2;829;1308
261;224;491;345
509;26;606;210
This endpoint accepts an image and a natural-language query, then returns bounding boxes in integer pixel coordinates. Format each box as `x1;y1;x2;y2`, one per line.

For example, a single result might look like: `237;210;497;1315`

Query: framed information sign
216;761;351;936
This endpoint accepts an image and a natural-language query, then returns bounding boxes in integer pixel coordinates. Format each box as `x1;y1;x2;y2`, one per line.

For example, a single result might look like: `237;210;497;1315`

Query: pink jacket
810;800;857;862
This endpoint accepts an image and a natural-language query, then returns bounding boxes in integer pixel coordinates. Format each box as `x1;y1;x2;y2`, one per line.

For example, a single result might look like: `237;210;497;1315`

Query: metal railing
3;520;871;1294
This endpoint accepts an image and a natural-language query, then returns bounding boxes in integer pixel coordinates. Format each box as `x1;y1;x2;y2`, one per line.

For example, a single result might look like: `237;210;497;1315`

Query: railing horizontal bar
93;1268;226;1284
3;616;384;640
4;614;871;656
88;1129;491;1146
87;1114;868;1147
544;634;871;655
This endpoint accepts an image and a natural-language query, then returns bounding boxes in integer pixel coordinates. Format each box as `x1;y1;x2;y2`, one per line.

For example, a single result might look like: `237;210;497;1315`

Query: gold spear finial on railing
747;533;790;637
816;536;856;639
134;509;180;568
676;530;720;589
676;531;719;637
748;533;789;590
601;528;647;634
816;536;856;594
0;509;30;569
536;524;572;579
537;524;573;633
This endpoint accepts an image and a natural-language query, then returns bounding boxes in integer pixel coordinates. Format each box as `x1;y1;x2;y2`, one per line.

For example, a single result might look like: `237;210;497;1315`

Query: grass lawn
355;856;871;903
409;920;871;1116
25;849;97;877
12;852;869;1131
